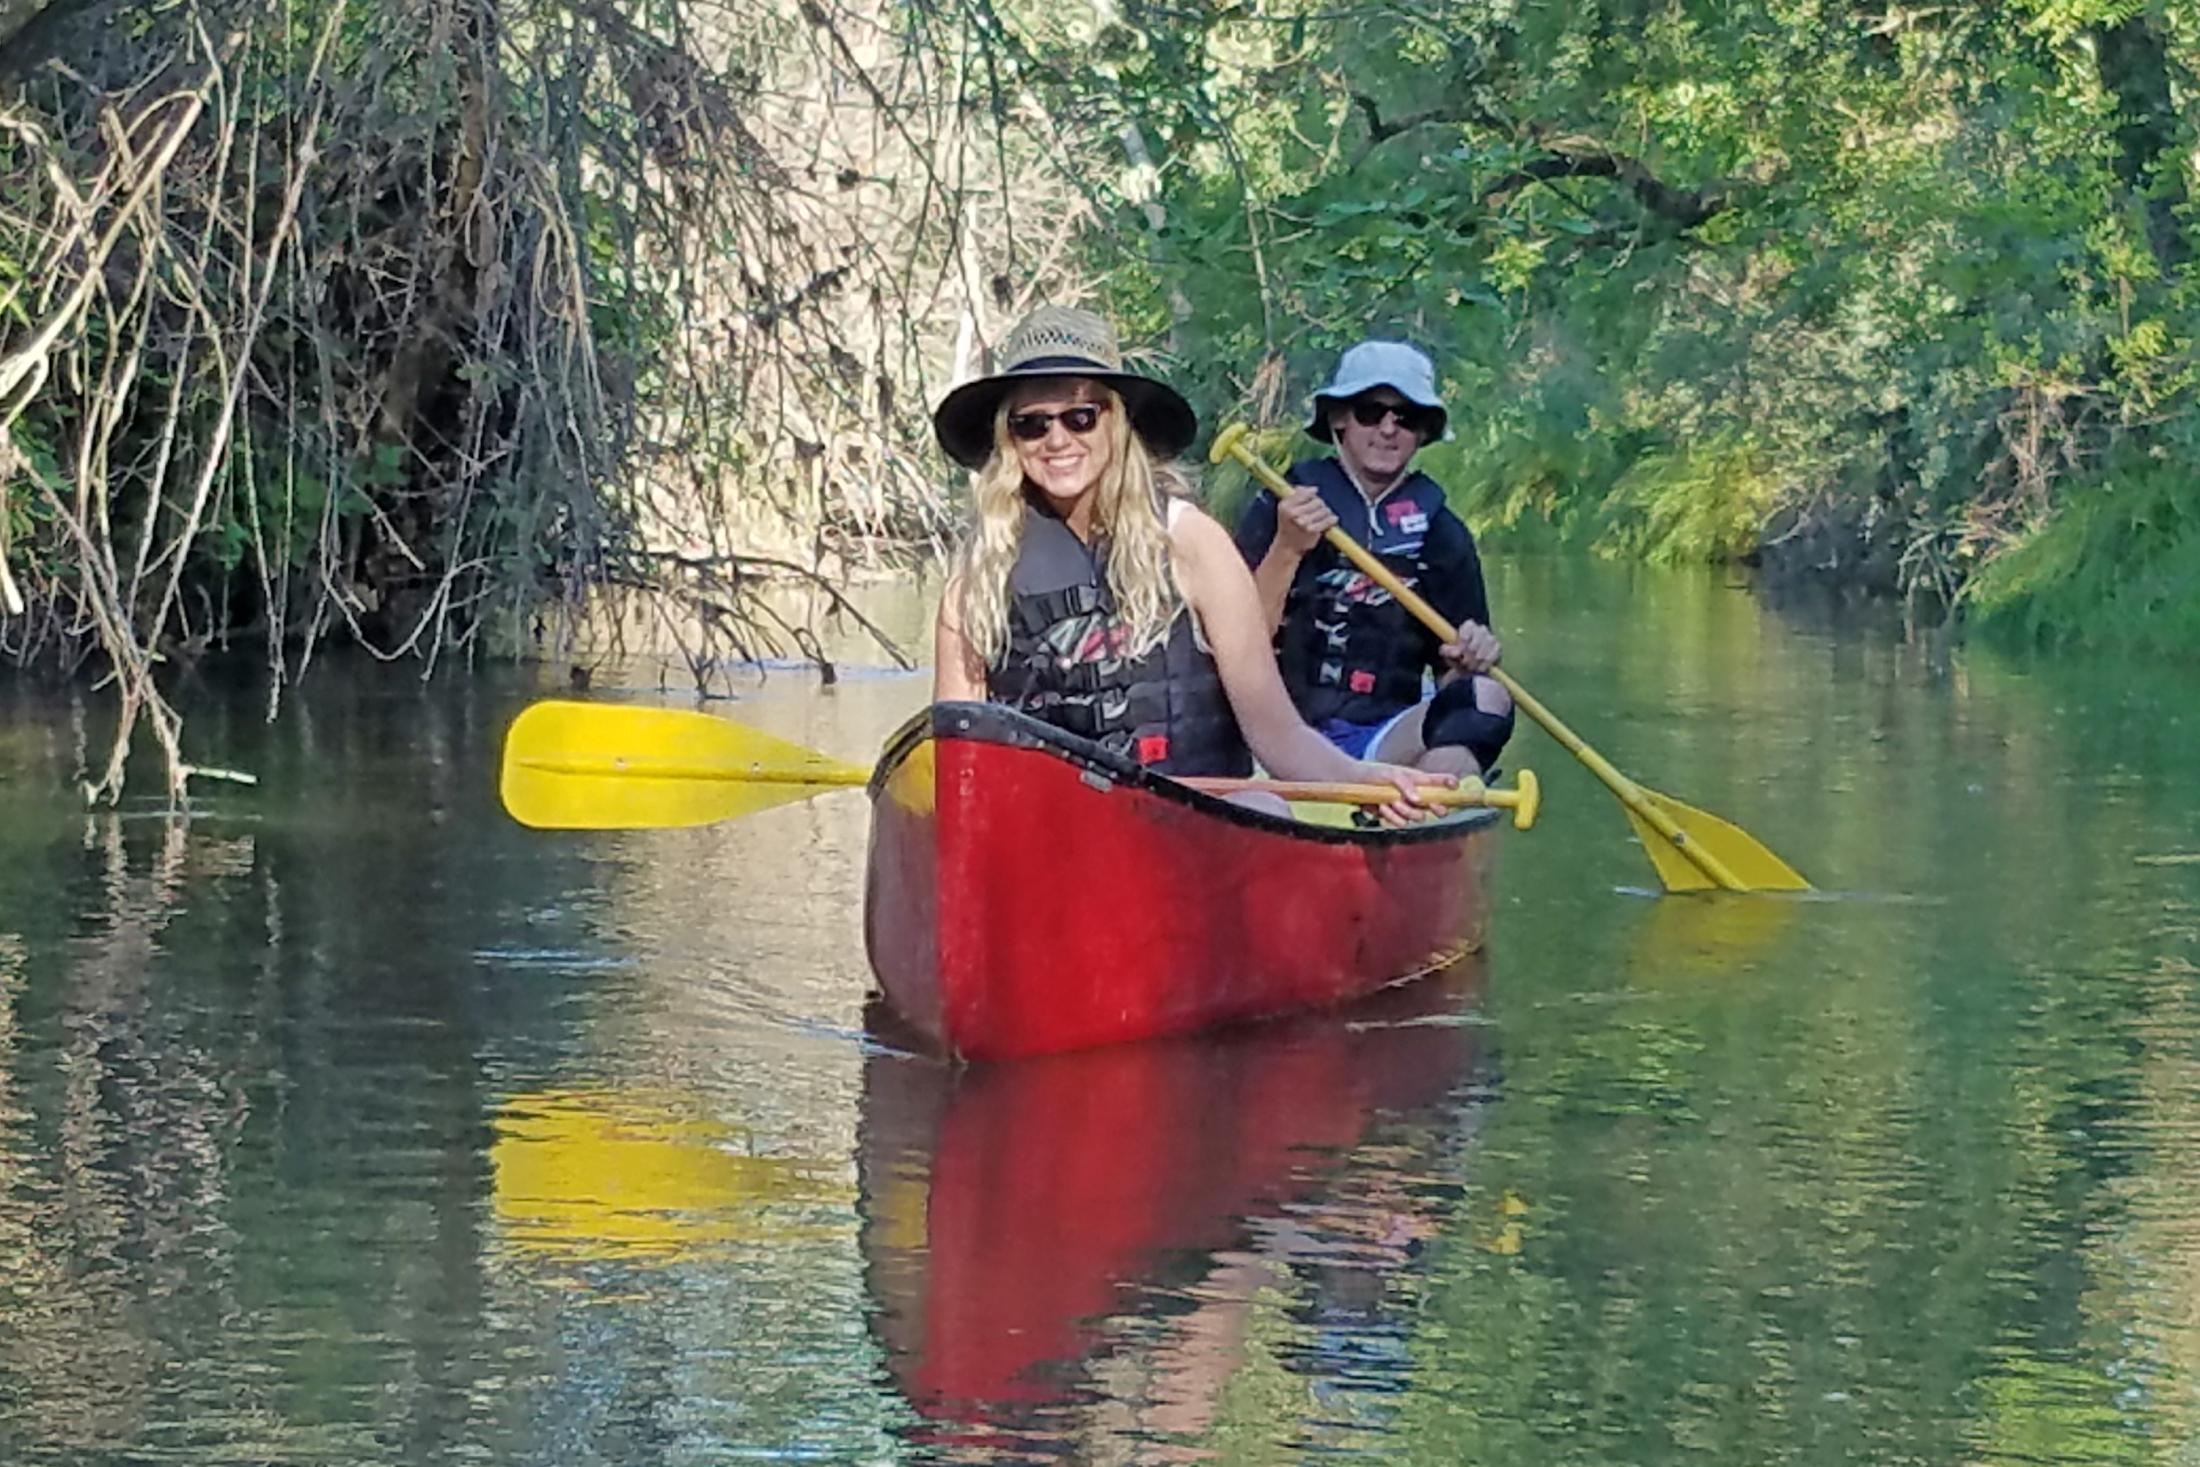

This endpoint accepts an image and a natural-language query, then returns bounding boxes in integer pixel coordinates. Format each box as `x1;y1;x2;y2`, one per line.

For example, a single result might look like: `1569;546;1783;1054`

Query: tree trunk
0;0;110;79
2094;15;2191;270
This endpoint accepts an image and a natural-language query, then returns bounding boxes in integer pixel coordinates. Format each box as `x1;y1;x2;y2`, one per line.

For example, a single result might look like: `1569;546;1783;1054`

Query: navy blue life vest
1273;458;1468;726
986;504;1253;778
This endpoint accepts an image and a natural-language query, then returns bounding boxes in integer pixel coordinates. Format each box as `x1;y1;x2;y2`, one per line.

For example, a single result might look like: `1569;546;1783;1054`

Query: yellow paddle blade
1623;788;1812;894
502;762;857;829
499;699;868;830
880;738;936;818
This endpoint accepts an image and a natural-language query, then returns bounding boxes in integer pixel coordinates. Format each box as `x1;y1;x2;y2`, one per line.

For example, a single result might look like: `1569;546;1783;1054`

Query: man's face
1329;389;1428;488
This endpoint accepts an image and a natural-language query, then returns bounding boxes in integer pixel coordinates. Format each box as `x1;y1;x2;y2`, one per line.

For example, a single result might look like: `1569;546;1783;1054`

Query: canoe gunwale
866;701;1497;846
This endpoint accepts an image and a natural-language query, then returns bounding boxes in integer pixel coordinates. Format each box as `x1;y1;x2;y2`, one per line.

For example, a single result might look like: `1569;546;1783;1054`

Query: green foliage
1964;460;2200;654
1420;420;1627;552
1595;437;1790;564
986;0;2200;649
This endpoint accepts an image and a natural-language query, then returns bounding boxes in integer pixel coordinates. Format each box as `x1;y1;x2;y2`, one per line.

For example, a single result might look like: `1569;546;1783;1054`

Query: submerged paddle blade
499;699;869;830
1624;788;1811;894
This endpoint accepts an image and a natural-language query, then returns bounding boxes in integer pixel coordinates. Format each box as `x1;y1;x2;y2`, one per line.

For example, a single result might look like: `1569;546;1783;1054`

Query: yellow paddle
1209;422;1809;893
501;700;868;830
500;699;1541;830
1186;771;1537;829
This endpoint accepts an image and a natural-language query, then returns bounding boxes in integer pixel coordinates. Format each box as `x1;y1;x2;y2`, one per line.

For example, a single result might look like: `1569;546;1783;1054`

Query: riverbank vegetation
0;0;2192;795
1034;0;2196;654
0;0;1022;795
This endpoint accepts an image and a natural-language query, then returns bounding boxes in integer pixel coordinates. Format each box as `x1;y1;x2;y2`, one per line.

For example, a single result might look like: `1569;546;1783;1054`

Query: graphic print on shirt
1031;606;1137;728
1309;558;1421;688
1311;567;1416;695
1314;563;1420;611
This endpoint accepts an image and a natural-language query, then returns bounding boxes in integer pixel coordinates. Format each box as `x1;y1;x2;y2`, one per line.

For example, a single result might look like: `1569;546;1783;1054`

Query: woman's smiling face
1007;378;1115;509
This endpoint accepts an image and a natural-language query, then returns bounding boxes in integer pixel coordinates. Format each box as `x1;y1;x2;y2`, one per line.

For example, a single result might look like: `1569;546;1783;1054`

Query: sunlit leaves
1484;234;1550;296
981;0;2200;634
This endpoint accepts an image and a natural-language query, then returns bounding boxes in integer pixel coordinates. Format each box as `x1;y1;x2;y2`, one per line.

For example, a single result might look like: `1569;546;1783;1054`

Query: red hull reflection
859;967;1484;1448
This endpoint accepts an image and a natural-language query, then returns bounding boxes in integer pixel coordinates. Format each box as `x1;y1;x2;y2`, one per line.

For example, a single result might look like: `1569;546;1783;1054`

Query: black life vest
986;503;1252;778
1273;458;1460;726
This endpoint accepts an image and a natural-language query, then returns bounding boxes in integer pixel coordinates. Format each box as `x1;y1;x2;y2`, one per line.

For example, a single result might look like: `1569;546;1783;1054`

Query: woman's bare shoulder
1165;498;1231;555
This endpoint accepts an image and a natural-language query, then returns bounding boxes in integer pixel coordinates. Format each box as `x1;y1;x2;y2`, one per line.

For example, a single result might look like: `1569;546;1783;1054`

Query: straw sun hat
931;305;1197;470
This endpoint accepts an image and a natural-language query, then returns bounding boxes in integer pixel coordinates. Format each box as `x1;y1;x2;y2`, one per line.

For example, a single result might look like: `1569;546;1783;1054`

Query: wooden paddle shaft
1184;773;1538;829
1218;430;1746;889
1185;778;1494;805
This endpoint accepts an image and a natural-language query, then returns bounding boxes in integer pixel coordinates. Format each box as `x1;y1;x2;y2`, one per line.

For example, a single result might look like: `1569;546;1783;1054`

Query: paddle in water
500;699;1541;830
1208;422;1809;893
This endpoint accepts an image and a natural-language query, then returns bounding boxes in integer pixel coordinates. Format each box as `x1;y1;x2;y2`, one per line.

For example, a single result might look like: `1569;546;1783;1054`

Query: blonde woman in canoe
930;305;1449;824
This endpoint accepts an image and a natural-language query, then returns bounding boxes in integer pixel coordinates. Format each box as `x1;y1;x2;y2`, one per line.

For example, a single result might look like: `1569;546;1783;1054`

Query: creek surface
2;556;2198;1465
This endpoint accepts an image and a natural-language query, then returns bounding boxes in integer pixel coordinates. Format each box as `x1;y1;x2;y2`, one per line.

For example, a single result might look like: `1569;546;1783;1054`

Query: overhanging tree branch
1485;144;1733;230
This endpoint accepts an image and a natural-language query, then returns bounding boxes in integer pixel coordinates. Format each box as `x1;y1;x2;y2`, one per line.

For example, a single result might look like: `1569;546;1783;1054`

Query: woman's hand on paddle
1274;486;1338;557
1359;762;1457;826
1439;620;1502;675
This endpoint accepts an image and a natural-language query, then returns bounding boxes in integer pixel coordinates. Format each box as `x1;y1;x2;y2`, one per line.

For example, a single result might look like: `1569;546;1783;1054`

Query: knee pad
1425;677;1514;770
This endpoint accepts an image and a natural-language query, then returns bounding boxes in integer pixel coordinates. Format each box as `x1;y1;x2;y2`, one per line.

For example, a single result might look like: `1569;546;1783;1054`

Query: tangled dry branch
0;0;1083;801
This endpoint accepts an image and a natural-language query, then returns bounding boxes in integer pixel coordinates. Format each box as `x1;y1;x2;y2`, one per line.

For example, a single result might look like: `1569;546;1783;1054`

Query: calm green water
3;557;2199;1465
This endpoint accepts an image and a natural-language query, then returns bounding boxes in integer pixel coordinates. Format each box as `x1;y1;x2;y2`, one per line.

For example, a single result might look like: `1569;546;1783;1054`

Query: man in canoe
1234;339;1514;778
928;305;1450;823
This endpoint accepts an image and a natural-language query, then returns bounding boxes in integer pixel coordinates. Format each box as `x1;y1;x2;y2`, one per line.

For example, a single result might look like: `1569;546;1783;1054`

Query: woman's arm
933;573;987;701
1170;506;1445;818
1248;541;1300;633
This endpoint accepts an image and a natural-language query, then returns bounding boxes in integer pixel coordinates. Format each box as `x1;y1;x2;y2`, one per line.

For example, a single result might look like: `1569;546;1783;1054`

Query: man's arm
1427;510;1498;681
1436;515;1492;629
1232;471;1336;633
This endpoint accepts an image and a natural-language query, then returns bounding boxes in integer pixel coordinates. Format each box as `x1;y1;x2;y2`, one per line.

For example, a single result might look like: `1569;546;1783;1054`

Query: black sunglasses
1349;398;1432;434
1007;403;1108;441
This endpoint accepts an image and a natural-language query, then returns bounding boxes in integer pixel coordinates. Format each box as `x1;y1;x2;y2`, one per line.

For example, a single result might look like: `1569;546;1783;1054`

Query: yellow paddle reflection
490;1088;851;1261
1627;888;1802;985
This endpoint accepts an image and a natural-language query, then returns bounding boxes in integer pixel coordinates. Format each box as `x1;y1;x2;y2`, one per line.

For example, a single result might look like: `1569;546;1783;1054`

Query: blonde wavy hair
954;381;1195;668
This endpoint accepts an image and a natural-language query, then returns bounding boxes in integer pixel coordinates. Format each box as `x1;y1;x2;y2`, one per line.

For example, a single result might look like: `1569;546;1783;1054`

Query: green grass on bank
1205;427;2199;661
1964;465;2200;657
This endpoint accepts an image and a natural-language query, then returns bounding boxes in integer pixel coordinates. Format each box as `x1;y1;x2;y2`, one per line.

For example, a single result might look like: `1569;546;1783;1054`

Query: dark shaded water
3;558;2199;1464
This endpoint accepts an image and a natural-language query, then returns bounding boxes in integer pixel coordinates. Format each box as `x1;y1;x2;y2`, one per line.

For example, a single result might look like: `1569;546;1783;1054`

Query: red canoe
863;702;1500;1061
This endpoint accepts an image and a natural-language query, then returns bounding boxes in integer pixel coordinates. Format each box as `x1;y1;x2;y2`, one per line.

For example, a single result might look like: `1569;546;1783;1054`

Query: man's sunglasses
1348;398;1434;434
1007;404;1108;441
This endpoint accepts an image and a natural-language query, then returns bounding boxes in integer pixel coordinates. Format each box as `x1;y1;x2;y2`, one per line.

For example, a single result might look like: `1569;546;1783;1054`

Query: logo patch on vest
1348;669;1377;694
1384;501;1429;536
1136;733;1170;764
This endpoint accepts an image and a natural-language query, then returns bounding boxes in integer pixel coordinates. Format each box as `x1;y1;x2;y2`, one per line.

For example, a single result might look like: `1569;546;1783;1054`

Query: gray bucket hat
932;305;1198;469
1306;339;1449;443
